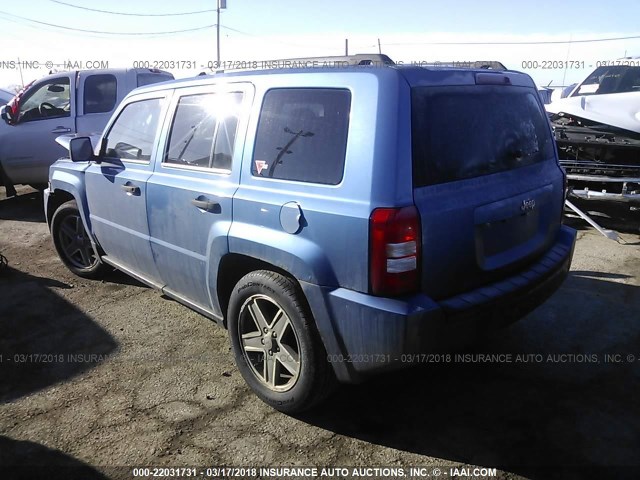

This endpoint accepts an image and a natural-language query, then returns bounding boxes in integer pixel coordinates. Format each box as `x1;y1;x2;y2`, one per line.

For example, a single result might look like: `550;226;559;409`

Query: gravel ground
1;186;639;480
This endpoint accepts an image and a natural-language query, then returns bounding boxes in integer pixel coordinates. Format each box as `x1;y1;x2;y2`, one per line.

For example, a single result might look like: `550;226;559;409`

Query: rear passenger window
252;89;350;184
84;74;117;114
165;92;242;170
105;98;163;161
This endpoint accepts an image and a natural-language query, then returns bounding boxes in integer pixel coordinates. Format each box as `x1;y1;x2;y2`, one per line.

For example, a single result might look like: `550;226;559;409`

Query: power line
219;25;323;49
0;10;215;35
49;0;215;16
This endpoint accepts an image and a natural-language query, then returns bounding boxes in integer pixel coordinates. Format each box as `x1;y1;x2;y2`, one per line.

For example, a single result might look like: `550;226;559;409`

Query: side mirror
69;137;95;162
0;104;15;125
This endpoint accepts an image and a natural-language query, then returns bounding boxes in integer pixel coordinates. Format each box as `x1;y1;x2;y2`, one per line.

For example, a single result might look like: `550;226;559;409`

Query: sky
1;0;639;90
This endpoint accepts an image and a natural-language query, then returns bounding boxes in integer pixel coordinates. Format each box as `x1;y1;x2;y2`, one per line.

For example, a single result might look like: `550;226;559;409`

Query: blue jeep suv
45;61;576;412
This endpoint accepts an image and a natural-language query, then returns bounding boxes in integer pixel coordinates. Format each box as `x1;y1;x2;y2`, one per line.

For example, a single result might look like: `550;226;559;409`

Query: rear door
85;92;170;284
76;72;119;135
146;84;250;314
409;73;564;299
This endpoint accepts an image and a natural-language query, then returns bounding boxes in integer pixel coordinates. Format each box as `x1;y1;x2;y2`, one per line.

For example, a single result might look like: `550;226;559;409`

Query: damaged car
546;60;640;209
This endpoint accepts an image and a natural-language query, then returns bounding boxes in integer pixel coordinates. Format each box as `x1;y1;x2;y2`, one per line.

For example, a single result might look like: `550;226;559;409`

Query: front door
1;74;75;185
85;93;170;284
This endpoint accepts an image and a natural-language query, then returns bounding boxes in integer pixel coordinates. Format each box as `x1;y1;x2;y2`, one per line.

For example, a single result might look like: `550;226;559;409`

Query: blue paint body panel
47;65;577;383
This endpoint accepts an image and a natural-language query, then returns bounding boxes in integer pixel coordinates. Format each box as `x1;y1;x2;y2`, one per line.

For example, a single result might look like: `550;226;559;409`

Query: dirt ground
1;185;639;480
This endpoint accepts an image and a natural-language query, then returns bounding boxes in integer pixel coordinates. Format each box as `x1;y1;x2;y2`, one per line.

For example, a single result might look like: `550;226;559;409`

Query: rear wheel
51;200;107;279
227;270;335;413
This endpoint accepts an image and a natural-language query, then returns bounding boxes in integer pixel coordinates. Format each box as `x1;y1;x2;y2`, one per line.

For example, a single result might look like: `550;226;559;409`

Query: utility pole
217;0;227;65
345;39;348;56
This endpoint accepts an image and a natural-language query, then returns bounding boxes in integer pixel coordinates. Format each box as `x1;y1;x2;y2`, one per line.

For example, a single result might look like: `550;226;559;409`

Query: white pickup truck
0;68;173;190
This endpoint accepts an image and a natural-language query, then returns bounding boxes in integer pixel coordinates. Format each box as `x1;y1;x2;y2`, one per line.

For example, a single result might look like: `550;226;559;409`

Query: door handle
121;183;140;195
51;127;72;134
191;197;220;213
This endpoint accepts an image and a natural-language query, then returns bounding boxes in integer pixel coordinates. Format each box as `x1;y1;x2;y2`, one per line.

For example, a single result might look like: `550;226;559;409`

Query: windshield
572;66;640;96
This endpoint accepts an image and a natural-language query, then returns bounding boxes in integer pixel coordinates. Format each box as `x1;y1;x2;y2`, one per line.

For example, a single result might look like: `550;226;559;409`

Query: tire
51;200;107;279
227;270;335;413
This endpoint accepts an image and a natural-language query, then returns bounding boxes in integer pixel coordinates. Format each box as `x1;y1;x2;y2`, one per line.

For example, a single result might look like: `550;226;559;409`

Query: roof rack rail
430;60;507;70
259;53;395;67
201;55;508;76
203;53;395;75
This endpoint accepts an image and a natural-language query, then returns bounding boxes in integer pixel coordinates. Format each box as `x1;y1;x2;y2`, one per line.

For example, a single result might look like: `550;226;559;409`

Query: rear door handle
121;183;140;195
191;197;220;213
51;126;72;134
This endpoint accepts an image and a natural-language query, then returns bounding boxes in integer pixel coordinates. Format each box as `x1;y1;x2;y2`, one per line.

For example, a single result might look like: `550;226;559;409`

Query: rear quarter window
252;88;350;185
412;85;555;187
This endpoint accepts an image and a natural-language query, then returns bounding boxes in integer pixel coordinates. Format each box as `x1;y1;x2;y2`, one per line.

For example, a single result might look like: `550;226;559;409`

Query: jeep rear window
411;86;555;187
252;88;350;185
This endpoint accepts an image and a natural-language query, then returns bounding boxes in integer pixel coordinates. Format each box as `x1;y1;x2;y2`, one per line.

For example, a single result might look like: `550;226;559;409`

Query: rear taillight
369;206;421;296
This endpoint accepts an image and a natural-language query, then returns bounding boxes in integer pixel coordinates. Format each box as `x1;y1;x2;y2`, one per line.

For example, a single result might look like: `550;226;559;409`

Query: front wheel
51;200;107;279
227;270;335;413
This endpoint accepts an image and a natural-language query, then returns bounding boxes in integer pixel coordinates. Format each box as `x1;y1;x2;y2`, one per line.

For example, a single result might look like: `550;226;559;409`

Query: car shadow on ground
0;266;119;476
0;436;109;480
302;273;640;479
0;189;45;223
0;266;118;402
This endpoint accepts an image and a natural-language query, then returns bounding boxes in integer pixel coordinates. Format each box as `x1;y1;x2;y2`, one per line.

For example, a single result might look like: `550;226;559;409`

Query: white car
547;58;640;207
546;58;640;133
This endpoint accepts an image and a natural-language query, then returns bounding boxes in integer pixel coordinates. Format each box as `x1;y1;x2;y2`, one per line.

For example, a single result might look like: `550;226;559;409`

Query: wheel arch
216;253;352;383
46;189;76;226
48;170;92;233
47;176;102;257
216;253;304;328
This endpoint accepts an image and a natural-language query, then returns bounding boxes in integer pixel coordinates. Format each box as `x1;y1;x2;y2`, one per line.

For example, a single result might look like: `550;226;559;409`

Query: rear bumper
304;225;576;383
